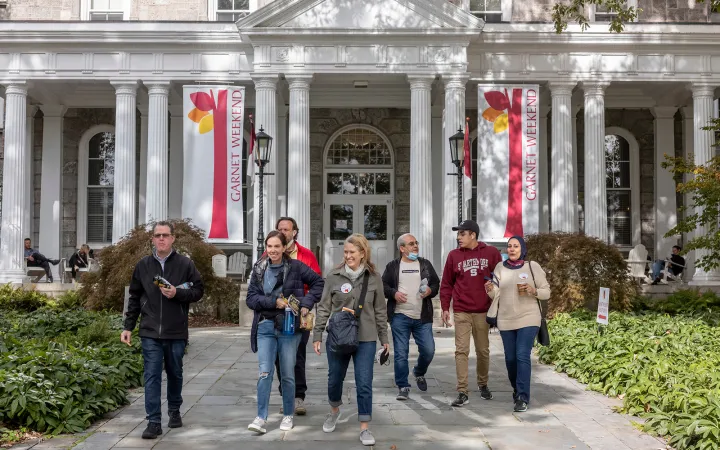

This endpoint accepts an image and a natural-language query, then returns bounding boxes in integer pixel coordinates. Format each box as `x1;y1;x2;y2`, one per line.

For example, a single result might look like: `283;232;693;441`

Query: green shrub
0;284;54;312
79;219;242;323
538;311;720;450
55;290;85;310
525;232;637;315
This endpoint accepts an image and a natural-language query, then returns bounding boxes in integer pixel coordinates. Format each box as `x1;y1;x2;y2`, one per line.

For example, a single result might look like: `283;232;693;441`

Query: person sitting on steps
24;238;60;283
68;244;93;280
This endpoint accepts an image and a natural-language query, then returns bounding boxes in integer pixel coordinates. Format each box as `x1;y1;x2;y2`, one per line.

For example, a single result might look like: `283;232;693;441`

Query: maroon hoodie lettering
440;242;502;314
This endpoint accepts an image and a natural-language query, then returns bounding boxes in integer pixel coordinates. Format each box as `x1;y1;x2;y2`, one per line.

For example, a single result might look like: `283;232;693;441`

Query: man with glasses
440;220;502;407
382;234;440;400
121;221;205;439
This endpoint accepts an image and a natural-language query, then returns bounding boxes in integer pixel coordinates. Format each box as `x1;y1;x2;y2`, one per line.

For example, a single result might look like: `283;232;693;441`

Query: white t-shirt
396;260;422;319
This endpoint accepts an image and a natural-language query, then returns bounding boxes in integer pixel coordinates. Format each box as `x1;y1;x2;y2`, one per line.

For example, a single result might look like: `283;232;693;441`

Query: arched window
605;134;631;246
78;125;115;246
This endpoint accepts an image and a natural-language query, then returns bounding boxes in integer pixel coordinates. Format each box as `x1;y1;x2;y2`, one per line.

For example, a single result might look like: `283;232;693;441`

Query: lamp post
447;127;465;225
254;126;274;257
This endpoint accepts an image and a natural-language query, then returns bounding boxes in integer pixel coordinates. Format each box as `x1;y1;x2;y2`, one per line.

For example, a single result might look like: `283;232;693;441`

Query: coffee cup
516;282;527;294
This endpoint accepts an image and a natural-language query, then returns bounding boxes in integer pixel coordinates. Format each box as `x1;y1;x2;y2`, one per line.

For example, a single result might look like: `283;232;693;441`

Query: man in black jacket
381;233;440;401
121;221;204;440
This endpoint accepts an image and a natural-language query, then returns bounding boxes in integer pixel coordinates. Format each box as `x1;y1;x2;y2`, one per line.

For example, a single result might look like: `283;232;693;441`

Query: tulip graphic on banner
184;85;245;242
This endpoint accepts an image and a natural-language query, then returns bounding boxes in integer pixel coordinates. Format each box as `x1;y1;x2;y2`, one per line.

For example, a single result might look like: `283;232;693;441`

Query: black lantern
255;126;273;165
446;126;465;227
254;125;274;258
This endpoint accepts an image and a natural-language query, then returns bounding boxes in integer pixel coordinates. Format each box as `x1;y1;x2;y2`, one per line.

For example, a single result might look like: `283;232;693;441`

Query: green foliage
538;311;720;450
0;284;55;312
524;232;637;315
79;219;241;323
56;290;85;310
0;309;143;438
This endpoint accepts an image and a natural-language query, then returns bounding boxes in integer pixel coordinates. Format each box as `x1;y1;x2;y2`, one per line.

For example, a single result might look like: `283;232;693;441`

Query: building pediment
237;0;483;31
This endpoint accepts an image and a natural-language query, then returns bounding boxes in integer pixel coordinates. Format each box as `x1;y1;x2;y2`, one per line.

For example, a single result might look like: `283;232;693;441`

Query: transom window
470;0;502;23
89;0;125;20
605;135;631;246
87;132;115;243
326;127;392;166
216;0;250;21
326;172;392;195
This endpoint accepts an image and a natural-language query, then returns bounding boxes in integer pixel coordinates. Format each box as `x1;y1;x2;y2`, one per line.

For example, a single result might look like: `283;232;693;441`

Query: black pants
27;252;52;279
275;329;309;400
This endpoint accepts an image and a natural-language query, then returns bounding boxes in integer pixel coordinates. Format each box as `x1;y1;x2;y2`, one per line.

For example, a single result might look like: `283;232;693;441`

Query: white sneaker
280;415;294;431
360;429;376;446
248;417;266;434
323;410;341;433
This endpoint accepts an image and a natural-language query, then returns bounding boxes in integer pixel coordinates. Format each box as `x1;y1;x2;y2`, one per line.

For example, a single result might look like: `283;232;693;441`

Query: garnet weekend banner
476;85;540;241
183;85;245;243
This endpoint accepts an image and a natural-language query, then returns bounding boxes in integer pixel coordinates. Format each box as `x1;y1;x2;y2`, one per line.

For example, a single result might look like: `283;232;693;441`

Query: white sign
596;287;610;325
183;85;246;243
476;85;541;241
212;254;227;278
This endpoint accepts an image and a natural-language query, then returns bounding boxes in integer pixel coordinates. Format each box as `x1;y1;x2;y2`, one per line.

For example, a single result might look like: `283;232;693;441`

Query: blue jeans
256;319;301;420
499;327;539;404
141;337;186;424
326;340;376;422
391;314;435;388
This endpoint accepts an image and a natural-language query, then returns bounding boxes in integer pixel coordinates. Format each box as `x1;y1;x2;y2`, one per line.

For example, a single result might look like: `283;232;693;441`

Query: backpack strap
354;271;370;319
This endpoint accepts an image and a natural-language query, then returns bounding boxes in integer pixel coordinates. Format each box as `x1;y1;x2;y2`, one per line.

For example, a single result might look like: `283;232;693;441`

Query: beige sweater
487;261;551;331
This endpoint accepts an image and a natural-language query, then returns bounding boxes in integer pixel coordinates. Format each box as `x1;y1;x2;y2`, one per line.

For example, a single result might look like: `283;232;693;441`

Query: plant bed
537;309;720;450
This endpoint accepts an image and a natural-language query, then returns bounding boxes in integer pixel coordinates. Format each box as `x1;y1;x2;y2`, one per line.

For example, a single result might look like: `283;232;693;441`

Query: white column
168;105;183;220
137;104;148;225
431;106;444;267
583;81;609;241
652;106;679;260
539;101;550;233
572;104;581;229
38;105;66;265
145;82;170;223
277;104;289;217
0;82;29;282
251;75;279;261
690;83;720;284
25;106;36;242
680;106;695;279
549;82;576;232
286;75;312;247
408;75;434;260
110;81;138;243
442;75;468;264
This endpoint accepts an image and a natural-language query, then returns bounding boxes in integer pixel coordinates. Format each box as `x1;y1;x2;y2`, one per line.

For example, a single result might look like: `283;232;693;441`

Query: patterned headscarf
503;235;527;269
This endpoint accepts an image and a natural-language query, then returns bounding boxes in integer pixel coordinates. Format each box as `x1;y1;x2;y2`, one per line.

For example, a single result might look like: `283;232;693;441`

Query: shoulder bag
527;262;550;347
485;273;500;327
326;272;370;355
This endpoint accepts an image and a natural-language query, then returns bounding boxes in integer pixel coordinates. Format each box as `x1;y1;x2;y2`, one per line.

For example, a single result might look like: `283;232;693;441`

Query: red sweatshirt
440;242;502;314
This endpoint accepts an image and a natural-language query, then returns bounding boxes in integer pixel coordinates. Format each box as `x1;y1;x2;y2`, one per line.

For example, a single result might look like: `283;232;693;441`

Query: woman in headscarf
485;236;550;412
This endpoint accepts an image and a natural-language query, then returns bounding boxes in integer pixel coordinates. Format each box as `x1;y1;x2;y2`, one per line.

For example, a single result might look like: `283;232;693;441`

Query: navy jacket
246;255;324;352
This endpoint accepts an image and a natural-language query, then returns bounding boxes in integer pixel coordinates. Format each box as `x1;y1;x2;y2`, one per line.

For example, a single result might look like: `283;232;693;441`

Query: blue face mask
407;252;419;261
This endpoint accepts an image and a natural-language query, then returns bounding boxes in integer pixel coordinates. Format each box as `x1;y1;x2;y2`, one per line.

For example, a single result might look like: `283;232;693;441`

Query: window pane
617;161;630;188
327;128;391;166
375;173;391;194
88;187;113;243
91;0;109;9
330;205;353;240
607;190;631;246
217;0;232;10
342;173;358;194
108;0;124;9
233;0;249;9
217;12;236;21
358;173;375;195
363;205;387;240
327;173;342;194
88;160;104;186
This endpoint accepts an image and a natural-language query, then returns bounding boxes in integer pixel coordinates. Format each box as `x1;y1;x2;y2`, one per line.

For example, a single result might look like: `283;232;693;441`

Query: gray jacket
313;266;389;345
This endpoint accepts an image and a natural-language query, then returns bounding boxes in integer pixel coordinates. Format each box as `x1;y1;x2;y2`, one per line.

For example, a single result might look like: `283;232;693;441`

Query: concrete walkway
13;327;668;450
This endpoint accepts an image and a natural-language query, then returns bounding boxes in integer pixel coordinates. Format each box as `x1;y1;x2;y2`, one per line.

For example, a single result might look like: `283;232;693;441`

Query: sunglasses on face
153;233;172;239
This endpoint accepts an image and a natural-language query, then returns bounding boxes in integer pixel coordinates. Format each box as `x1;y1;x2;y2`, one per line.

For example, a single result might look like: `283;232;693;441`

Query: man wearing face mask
273;217;321;416
382;233;440;400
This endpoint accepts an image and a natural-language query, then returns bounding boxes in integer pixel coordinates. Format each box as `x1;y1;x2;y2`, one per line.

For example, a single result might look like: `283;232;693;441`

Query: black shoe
50;259;60;265
451;392;469;407
46;278;53;283
415;376;428;392
396;387;410;401
479;385;493;400
513;400;528;412
142;422;163;439
168;410;182;428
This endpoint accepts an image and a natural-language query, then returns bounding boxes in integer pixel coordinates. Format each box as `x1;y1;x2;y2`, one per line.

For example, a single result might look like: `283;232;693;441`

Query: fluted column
0;82;29;282
251;75;279;262
38;105;66;263
680;106;695;279
168;105;184;220
25;106;36;243
549;82;576;232
583;81;610;240
539;101;550;232
408;75;434;261
110;81;138;243
286;75;312;247
690;83;720;284
442;74;468;263
652;106;679;260
145;82;170;223
137;104;148;225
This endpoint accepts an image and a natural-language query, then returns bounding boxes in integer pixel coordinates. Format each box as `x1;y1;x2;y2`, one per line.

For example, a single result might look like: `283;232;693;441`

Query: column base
689;268;720;286
0;269;29;285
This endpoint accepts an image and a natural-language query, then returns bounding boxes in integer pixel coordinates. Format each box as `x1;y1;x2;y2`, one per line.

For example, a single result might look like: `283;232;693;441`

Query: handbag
528;262;550;347
326;272;370;355
300;311;315;331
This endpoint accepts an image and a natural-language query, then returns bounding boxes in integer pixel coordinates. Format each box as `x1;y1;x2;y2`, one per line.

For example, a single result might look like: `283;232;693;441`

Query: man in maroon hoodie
440;220;502;407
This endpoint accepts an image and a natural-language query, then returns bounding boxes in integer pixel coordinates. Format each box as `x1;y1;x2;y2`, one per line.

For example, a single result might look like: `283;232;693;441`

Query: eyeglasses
153;233;172;239
402;241;419;247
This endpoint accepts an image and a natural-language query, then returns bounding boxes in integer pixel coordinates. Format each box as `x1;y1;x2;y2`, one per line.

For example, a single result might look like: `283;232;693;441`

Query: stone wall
308;108;411;255
638;0;710;22
1;0;78;20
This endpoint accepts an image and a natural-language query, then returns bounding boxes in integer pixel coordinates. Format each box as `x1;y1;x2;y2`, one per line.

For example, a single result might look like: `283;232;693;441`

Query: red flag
462;117;472;218
246;113;256;184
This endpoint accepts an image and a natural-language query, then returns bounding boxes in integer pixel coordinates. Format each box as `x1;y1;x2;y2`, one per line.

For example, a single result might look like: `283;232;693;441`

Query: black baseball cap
452;220;480;237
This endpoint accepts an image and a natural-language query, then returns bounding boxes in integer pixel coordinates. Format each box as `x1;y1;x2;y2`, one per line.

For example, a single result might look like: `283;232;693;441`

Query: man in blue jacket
381;233;440;401
121;221;204;439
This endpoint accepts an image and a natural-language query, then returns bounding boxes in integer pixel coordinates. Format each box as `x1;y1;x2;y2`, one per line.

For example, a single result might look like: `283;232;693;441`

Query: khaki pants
453;312;490;393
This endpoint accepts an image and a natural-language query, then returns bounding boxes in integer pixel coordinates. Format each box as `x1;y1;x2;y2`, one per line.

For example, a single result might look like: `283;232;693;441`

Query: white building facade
1;0;719;285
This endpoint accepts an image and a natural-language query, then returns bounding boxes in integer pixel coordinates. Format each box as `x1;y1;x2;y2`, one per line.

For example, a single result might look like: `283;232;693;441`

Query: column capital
690;82;716;98
651;106;678;120
4;81;29;96
110;80;139;96
38;105;67;117
251;73;280;90
145;81;171;96
286;74;313;90
408;75;435;91
548;81;576;96
582;81;610;96
442;73;469;90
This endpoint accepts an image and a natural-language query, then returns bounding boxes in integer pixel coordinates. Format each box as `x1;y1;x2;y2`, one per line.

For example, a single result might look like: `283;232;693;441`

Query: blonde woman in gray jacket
486;235;550;413
313;233;389;446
